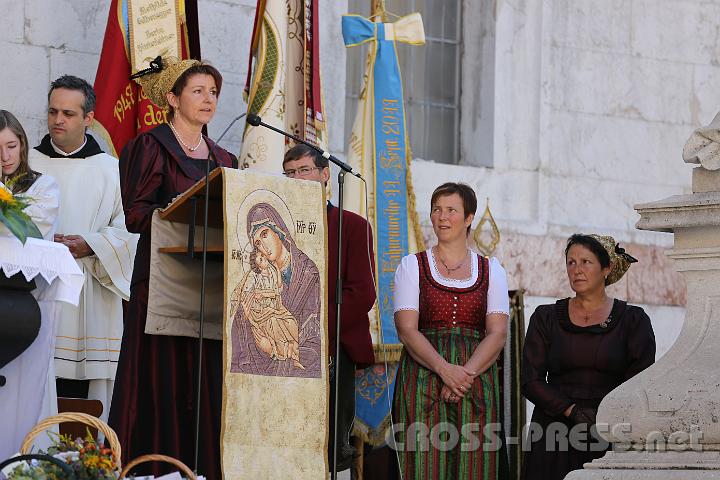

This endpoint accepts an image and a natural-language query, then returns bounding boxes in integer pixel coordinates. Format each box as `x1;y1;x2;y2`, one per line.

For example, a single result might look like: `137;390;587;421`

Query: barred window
345;0;462;164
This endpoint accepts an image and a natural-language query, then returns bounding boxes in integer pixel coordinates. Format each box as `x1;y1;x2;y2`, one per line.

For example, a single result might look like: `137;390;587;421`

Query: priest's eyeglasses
283;166;323;177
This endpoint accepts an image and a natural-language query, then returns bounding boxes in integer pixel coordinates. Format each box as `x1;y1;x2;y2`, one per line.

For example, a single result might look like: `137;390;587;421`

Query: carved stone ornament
682;111;720;170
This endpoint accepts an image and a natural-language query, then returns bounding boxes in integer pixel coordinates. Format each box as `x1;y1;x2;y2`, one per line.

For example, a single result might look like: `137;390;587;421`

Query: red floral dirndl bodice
416;250;489;332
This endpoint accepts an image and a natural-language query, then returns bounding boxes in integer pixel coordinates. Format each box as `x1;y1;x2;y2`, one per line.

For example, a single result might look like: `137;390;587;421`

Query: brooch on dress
600;315;613;328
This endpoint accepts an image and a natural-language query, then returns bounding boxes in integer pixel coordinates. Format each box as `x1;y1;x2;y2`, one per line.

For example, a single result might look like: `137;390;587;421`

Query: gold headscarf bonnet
587;234;638;285
131;55;200;109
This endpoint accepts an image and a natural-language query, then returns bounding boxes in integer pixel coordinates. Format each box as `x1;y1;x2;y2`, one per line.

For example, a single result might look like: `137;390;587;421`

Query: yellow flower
0;188;13;204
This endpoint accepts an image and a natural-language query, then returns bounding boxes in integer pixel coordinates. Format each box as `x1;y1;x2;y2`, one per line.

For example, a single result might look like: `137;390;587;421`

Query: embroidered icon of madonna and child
229;193;322;378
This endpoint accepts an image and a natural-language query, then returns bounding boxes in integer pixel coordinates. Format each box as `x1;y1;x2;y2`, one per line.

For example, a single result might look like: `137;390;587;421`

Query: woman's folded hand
440;384;461;403
436;362;475;398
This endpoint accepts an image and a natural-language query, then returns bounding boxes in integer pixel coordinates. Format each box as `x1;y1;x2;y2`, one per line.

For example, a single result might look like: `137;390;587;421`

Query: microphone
216;112;247;144
246;113;361;178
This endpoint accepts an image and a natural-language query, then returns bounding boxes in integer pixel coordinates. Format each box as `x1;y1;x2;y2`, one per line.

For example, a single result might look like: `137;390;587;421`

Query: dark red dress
521;298;656;480
109;123;236;479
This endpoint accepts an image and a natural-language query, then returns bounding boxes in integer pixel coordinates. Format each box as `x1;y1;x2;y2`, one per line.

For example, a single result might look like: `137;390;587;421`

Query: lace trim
487;310;510;316
427;248;478;287
0;237;83;285
394;306;419;313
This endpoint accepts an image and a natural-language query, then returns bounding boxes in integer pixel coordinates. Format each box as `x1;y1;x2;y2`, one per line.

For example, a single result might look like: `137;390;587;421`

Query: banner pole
371;0;386;20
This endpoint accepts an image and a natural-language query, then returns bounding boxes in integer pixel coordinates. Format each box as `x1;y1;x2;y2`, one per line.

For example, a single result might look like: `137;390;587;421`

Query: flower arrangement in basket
2;412;121;480
0;178;41;244
5;431;116;479
1;413;200;480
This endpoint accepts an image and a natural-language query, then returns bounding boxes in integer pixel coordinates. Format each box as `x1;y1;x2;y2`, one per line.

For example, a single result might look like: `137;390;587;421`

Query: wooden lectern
145;168;227;340
158;167;224;257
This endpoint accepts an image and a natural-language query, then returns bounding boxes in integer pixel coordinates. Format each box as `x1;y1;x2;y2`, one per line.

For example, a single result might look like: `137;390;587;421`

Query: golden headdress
587;234;638;286
131;55;200;109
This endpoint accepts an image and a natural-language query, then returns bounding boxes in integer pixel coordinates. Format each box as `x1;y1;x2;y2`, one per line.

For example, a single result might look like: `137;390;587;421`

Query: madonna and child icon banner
221;168;329;479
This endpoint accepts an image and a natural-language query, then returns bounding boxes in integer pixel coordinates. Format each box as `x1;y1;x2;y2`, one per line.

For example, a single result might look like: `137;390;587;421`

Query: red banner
92;0;196;157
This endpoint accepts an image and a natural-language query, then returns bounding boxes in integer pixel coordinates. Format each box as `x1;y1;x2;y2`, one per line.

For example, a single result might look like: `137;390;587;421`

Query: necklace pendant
435;247;469;274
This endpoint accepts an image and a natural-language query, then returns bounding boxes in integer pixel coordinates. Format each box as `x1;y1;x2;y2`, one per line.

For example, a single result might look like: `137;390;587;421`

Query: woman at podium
109;57;237;480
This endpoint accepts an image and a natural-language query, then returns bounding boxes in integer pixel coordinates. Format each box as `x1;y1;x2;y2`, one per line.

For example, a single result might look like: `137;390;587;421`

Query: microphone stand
193;142;213;475
246;115;359;178
331;170;346;480
217;113;246;144
190;112;244;473
245;114;357;478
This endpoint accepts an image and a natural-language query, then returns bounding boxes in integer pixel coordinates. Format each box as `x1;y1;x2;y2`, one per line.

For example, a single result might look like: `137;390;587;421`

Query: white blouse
393;250;510;316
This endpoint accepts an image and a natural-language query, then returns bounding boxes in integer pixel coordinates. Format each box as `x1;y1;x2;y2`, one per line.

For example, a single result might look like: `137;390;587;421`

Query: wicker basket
120;454;196;479
0;453;74;477
20;412;122;471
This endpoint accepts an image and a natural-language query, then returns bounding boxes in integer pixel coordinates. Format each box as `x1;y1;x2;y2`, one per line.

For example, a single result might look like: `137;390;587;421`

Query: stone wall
404;0;720;318
2;0;716;342
0;0;349;158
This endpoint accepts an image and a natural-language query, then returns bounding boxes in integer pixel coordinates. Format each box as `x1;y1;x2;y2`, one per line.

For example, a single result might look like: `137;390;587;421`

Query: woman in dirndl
393;182;510;479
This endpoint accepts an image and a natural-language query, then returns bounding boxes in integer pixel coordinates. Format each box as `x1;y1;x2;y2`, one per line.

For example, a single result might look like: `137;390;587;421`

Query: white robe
0;176;65;461
29;149;138;421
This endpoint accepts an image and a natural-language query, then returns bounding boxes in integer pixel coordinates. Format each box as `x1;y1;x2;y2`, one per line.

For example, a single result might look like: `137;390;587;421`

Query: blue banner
343;13;423;443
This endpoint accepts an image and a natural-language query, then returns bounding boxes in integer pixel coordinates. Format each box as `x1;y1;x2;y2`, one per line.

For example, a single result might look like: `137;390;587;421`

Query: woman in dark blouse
108;57;236;480
521;234;656;480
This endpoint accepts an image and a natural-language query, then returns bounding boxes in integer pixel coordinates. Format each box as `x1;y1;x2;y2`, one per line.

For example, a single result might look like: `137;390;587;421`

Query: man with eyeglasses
283;144;376;473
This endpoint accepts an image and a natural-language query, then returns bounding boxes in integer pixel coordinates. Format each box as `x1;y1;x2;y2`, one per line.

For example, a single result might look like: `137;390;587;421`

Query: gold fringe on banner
373;343;404;362
406;144;426;250
353;410;394;446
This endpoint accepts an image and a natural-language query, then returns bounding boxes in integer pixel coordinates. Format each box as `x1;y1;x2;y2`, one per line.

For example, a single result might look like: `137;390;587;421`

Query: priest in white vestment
29;75;137;423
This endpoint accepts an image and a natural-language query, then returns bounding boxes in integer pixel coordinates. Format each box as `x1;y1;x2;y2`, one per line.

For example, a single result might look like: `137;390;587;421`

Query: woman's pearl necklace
169;121;203;151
